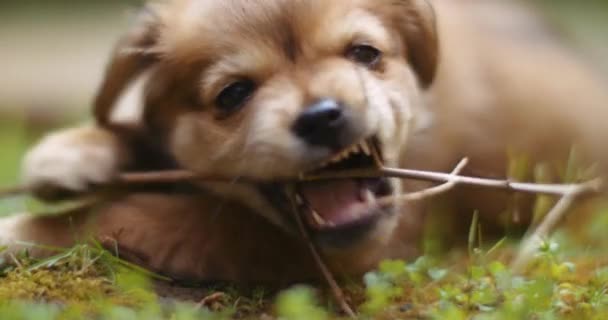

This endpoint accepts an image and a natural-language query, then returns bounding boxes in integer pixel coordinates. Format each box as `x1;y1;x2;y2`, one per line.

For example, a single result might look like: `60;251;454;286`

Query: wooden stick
118;171;221;184
510;178;604;273
2;161;605;293
2;165;600;200
377;167;587;196
287;186;356;318
376;158;469;207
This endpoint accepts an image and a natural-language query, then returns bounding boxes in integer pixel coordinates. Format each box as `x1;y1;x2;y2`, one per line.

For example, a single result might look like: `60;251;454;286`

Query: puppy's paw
0;215;28;259
0;216;18;247
22;125;128;200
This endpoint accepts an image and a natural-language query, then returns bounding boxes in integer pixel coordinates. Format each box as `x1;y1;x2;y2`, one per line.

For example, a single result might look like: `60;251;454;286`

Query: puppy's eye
216;80;256;114
346;45;382;68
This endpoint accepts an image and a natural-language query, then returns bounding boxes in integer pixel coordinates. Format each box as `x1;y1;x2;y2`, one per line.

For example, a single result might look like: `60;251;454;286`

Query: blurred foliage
275;286;328;320
0;120;43;217
0;121;29;186
0;0;144;10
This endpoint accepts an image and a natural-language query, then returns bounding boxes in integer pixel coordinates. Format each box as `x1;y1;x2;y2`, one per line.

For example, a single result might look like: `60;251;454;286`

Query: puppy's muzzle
255;98;396;247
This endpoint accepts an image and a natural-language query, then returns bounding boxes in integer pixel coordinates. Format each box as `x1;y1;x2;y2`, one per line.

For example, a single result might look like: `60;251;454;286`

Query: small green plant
275;286;327;320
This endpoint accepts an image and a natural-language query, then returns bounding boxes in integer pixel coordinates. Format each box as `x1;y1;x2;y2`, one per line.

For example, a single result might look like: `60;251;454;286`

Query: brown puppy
2;0;608;283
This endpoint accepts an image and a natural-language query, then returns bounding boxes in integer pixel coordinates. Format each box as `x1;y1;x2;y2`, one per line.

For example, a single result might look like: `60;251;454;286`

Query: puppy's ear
386;0;439;88
94;7;161;126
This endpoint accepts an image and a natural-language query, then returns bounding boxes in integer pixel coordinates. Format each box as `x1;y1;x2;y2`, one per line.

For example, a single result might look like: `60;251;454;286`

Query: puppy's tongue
299;180;369;227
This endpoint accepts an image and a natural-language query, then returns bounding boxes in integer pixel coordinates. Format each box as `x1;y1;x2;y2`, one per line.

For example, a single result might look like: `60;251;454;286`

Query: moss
0;268;112;302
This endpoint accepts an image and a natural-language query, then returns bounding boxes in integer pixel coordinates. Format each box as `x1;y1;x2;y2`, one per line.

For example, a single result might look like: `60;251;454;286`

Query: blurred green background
0;0;606;190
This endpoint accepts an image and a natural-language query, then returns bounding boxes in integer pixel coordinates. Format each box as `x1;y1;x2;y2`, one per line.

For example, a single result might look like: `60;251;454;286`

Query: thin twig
0;185;30;198
0;172;235;199
118;171;213;184
376;158;469;207
301;167;596;197
510;178;604;273
2;165;600;200
2;161;606;288
287;185;356;318
378;168;593;196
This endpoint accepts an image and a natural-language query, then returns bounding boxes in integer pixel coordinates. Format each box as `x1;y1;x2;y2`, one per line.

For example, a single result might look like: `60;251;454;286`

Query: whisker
209;156;247;222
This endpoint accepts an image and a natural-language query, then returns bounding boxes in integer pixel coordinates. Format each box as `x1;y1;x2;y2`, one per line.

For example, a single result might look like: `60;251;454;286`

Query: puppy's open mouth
293;137;392;232
252;136;393;246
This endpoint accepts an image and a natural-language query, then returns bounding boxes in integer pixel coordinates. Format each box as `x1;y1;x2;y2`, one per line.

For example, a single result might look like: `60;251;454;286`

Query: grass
2;221;608;319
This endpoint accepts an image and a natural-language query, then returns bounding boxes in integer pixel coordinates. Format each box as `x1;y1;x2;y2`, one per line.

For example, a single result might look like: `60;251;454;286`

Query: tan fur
2;0;607;283
21;125;130;198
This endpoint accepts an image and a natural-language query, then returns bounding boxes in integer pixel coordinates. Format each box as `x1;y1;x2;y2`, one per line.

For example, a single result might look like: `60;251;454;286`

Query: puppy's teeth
370;142;383;166
312;210;327;226
328;146;357;164
295;195;304;205
361;142;371;155
363;189;376;203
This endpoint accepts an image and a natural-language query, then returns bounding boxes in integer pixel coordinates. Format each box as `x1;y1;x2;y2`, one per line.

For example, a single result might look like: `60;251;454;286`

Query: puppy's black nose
292;99;347;149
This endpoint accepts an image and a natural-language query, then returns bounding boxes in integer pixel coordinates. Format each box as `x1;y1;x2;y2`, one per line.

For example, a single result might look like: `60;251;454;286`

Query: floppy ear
387;0;439;88
94;8;161;126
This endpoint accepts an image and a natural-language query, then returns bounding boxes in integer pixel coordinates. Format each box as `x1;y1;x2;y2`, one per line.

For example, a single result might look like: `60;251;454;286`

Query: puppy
3;0;608;283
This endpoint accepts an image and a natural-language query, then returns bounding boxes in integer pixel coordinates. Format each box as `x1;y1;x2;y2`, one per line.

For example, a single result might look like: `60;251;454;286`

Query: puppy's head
95;0;438;266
